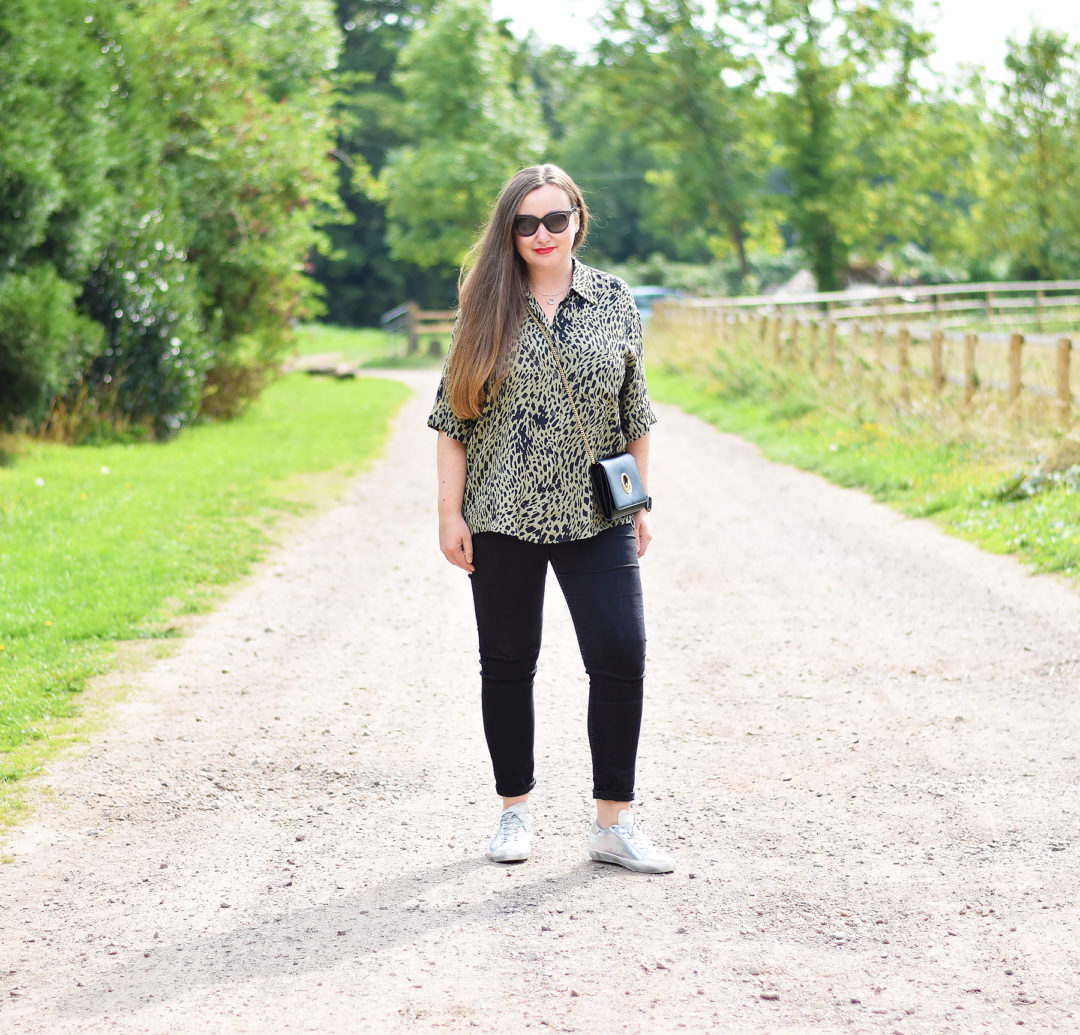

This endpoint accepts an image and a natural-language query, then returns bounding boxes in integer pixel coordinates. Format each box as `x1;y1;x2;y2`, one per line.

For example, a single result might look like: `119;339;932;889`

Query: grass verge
294;323;445;370
0;366;410;823
647;351;1080;584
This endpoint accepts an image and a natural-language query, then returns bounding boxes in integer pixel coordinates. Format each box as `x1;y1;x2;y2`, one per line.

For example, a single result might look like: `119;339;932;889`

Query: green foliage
596;1;769;281
311;1;459;326
0;0;346;437
745;0;939;290
79;204;208;438
606;252;803;295
376;0;545;269
0;268;104;425
0;0;125;280
0;365;410;798
976;30;1080;280
844;91;981;273
554;86;673;265
0;0;125;425
9;0;1080;396
296;1;1080;324
128;0;347;379
526;44;671;264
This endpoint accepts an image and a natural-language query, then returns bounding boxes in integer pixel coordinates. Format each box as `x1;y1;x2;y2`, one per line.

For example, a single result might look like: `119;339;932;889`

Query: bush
79;204;208;439
0;267;103;426
1;0;345;438
199;362;274;423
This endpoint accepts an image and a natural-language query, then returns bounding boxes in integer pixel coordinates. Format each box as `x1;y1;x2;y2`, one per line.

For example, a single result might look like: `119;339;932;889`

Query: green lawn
294;323;386;360
0;355;410;818
294;323;445;369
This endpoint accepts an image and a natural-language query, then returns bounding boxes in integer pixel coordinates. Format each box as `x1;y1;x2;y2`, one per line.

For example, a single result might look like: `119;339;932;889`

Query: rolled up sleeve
427;358;474;443
619;297;657;441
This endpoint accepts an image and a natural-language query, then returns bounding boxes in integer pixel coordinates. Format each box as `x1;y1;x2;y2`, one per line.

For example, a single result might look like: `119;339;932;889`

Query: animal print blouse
427;260;656;545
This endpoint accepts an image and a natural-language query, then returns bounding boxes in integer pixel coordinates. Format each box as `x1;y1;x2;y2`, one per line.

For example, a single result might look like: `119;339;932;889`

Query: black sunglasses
512;208;577;237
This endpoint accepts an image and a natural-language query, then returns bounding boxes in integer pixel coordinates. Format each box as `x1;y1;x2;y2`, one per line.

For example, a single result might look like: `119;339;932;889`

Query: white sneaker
588;809;675;873
488;802;533;863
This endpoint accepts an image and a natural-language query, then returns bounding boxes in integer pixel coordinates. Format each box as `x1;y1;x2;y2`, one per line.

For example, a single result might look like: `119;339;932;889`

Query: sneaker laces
617;816;655;854
493;809;527;847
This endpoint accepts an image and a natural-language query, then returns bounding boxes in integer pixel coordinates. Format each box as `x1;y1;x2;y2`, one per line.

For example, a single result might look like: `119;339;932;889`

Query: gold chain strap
525;306;597;465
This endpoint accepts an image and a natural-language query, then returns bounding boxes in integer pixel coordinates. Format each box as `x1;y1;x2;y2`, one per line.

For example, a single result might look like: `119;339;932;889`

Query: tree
0;0;124;423
976;29;1080;279
134;1;344;347
1;0;347;434
376;0;545;270
311;0;458;326
115;0;347;429
596;0;767;283
744;0;935;290
824;80;982;280
554;72;675;265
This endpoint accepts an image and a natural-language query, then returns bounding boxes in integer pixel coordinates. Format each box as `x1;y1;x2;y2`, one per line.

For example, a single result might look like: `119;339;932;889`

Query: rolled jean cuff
593;787;636;802
494;777;536;799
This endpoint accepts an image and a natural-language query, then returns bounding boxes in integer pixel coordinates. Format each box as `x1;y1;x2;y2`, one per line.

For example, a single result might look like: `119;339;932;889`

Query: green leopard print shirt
428;260;657;544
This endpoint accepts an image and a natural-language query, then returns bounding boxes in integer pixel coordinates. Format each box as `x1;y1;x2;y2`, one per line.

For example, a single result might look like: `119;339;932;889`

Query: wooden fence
380;302;454;356
652;301;1077;425
678;279;1080;332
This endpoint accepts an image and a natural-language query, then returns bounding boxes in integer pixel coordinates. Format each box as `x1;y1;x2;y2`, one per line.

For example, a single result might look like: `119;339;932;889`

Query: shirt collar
523;259;600;317
569;259;601;305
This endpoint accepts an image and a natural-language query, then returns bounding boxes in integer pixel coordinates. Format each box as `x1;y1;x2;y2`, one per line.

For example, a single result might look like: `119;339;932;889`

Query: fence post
1057;338;1073;423
898;326;911;404
788;319;800;361
1036;289;1045;332
770;316;782;360
1008;333;1024;405
963;332;978;405
847;323;861;385
872;324;885;386
406;301;420;354
826;322;838;375
807;321;819;370
758;314;769;343
930;328;945;393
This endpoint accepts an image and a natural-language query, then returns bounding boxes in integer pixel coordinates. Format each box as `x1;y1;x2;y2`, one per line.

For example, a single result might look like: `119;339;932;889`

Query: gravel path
3;368;1079;1034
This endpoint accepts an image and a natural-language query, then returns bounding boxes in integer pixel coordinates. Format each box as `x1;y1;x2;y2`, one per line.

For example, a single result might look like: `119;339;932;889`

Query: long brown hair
445;164;589;420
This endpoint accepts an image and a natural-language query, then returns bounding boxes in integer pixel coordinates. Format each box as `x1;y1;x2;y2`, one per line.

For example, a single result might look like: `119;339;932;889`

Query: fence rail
653;301;1076;425
380;302;455;356
679;279;1080;333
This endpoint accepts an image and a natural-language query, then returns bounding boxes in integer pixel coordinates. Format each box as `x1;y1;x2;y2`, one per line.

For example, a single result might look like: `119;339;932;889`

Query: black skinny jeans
469;524;646;802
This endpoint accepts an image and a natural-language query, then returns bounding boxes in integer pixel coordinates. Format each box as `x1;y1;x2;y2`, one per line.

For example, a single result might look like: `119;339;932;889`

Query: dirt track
2;367;1079;1034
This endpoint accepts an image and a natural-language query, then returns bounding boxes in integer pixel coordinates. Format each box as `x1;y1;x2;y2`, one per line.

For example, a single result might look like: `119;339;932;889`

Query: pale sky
490;0;1080;83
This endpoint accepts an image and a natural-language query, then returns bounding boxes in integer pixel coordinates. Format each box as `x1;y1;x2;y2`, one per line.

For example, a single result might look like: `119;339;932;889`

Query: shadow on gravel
52;854;598;1019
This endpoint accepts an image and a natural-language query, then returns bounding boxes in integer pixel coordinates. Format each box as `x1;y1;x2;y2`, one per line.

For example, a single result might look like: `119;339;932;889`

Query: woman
428;164;673;874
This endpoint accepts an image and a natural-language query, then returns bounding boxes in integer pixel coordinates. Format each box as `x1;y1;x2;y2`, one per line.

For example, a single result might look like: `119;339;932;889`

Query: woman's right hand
439;513;475;573
435;432;473;572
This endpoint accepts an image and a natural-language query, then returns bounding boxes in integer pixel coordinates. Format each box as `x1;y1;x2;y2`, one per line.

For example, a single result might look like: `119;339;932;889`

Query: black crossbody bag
526;308;652;521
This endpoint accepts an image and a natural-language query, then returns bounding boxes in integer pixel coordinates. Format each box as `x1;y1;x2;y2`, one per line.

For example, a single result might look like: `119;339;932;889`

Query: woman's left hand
633;511;652;558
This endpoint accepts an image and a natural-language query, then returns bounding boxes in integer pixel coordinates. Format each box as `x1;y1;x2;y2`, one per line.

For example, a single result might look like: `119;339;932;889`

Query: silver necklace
533;276;572;306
